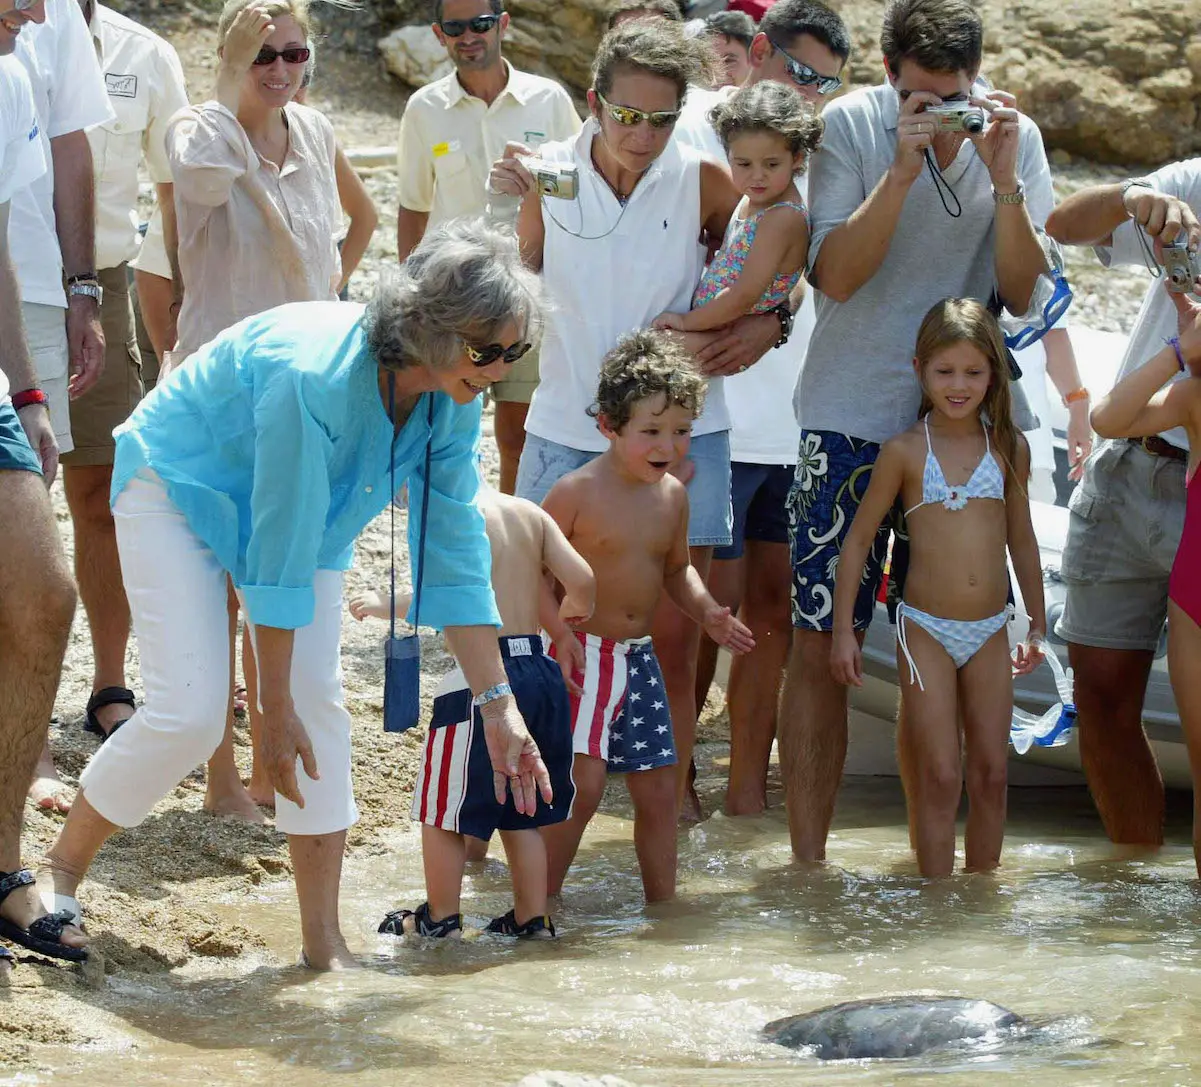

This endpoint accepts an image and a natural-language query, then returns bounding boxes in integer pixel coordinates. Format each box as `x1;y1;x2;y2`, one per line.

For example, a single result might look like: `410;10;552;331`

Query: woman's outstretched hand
261;699;319;807
481;698;553;814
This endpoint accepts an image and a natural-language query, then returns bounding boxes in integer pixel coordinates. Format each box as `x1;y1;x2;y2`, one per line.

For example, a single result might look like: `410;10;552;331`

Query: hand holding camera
489;141;579;201
966;90;1022;192
891;91;943;185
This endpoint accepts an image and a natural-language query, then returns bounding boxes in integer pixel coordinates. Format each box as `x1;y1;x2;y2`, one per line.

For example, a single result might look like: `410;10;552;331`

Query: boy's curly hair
708;80;824;163
590;330;707;432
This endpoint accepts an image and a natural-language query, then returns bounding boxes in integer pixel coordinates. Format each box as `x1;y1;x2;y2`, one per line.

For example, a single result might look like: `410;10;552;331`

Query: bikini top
904;416;1006;516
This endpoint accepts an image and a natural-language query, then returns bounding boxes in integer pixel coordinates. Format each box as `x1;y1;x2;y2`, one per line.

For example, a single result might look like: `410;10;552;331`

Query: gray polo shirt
1096;158;1201;451
796;82;1054;444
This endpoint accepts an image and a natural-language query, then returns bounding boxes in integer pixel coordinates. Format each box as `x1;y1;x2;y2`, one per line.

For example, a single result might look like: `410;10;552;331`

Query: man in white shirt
395;0;580;494
0;27;86;972
59;0;188;748
10;0;112;812
1047;165;1201;850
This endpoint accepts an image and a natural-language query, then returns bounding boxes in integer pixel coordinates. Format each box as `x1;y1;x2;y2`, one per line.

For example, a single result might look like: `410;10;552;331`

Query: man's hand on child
348;589;409;622
652;312;687;331
558;590;594;628
552;630;586;698
1012;631;1046;676
830;630;863;687
703;605;755;654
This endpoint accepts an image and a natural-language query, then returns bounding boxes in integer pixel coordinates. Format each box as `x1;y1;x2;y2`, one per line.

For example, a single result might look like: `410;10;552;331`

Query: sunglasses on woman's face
465;341;533;367
438;14;501;36
595;92;681;130
767;37;842;96
252;45;312;66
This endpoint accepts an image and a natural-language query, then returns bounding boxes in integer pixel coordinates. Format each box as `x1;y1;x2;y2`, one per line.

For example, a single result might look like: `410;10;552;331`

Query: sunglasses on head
439;13;501;36
595;92;680;130
767;37;842;96
252;45;312;66
465;341;532;367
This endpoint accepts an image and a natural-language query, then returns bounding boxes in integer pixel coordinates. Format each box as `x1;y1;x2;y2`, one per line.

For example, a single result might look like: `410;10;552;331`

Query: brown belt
1130;436;1188;463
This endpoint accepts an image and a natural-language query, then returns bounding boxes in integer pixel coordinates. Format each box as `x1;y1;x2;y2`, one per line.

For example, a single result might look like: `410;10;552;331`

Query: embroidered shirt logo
105;73;138;98
27;120;39;142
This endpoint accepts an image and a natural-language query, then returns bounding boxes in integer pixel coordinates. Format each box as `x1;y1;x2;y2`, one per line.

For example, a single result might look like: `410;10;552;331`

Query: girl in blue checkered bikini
830;299;1047;878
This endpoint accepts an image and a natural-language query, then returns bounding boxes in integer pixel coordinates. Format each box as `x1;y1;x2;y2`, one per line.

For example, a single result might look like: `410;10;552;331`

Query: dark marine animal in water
763;996;1034;1060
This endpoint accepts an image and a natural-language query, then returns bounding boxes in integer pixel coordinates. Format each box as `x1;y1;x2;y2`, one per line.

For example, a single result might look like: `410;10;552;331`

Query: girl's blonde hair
914;298;1027;483
217;0;312;46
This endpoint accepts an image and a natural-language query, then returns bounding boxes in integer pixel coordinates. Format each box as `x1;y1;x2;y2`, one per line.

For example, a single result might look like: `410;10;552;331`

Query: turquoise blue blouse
111;301;500;632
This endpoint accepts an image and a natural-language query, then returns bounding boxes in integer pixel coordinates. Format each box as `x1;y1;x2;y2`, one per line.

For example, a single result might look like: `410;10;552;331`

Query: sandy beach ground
1;33;1155;1070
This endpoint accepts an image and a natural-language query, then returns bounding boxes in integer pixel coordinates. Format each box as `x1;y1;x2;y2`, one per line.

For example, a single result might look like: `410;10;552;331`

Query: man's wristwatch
993;181;1025;205
472;682;514;710
68;279;102;304
770;302;793;348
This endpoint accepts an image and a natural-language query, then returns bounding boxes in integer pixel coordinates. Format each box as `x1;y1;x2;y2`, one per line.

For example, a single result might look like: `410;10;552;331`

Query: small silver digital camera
522;158;578;200
1163;241;1201;294
923;103;987;135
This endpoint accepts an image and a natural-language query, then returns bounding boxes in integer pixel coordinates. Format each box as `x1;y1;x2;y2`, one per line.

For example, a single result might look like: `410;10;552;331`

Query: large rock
369;0;1199;165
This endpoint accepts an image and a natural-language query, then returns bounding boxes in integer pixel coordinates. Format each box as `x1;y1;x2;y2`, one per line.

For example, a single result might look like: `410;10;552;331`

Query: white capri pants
80;470;359;835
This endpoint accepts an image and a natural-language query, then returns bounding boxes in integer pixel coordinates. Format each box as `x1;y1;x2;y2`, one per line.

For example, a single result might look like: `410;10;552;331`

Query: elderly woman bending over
39;222;550;970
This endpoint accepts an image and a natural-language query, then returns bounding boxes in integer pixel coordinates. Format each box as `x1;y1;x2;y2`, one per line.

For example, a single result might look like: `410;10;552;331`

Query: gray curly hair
363;219;543;373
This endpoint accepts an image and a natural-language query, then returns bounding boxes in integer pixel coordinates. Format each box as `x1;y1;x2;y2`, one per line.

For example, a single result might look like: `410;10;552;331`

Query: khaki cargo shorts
1055;438;1186;653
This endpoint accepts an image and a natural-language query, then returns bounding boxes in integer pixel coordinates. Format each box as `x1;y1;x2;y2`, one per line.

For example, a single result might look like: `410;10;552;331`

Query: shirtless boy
542;331;755;903
354;485;595;938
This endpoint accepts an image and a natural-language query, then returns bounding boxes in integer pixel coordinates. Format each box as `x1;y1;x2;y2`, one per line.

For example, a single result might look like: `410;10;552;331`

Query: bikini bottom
896;602;1008;692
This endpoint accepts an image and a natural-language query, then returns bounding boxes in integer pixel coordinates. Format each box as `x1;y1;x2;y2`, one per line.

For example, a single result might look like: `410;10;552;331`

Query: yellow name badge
432;139;462;159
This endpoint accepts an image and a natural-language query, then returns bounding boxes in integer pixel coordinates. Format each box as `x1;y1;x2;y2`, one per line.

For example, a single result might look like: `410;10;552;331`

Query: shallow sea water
12;758;1201;1087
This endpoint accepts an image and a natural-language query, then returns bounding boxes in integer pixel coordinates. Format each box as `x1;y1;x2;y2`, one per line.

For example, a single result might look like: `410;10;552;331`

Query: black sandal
378;902;462;938
485;909;556;939
83;686;137;742
0;870;87;963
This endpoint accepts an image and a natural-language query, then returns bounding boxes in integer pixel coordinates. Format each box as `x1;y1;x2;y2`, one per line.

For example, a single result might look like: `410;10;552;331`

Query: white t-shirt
9;0;114;308
1097;157;1201;451
1;56;48;404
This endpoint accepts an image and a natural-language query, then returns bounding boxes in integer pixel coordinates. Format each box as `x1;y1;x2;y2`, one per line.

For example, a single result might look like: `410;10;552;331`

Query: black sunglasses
252;45;312;66
465;341;532;367
767;37;842;96
439;14;501;36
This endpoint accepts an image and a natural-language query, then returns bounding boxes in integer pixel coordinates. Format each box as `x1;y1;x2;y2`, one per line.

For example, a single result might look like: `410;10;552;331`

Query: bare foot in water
28;742;72;814
300;937;361;970
203;779;268;824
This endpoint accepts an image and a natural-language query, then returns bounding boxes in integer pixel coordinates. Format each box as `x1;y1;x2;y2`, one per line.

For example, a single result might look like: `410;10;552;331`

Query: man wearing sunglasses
396;1;580;497
778;0;1063;866
0;4;85;974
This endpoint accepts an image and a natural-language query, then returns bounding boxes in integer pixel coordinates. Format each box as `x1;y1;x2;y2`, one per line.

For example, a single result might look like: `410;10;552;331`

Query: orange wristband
1062;386;1090;406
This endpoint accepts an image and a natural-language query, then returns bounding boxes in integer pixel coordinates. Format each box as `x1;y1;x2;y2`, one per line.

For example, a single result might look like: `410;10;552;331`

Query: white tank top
526;121;729;452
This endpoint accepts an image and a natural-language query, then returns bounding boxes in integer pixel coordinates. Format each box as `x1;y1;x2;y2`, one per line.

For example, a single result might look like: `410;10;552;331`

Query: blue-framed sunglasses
1005;270;1074;352
439;13;501;36
767;37;843;96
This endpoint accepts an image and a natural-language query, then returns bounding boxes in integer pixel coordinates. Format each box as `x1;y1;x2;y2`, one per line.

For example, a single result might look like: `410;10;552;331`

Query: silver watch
68;281;103;304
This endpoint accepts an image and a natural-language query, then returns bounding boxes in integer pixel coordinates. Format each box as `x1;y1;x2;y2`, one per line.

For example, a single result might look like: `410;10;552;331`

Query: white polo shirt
1;55;47;405
396;60;581;226
87;2;189;271
9;0;113;308
527;120;728;452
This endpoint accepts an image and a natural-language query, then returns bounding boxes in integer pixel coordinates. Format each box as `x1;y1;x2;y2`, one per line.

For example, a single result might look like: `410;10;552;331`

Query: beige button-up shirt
87;1;189;270
168;101;342;359
397;61;580;226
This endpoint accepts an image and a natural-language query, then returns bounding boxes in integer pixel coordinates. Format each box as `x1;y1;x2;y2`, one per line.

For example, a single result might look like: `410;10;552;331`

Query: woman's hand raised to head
220;5;275;77
480;697;553;815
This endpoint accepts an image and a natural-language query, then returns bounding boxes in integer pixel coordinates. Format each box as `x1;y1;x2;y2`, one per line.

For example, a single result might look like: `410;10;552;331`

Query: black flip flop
83;686;136;743
0;870;87;964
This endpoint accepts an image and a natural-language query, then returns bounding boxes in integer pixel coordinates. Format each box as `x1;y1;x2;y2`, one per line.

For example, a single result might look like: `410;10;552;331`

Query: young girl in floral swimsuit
652;80;821;333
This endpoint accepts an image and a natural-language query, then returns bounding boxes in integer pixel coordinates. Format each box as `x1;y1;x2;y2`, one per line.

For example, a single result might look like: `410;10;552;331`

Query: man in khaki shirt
64;0;187;746
396;0;579;493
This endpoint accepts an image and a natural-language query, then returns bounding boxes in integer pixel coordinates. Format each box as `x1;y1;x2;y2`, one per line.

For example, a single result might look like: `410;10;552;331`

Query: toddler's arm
830;440;906;687
661;496;755;653
654;205;809;333
539;507;595;626
348;586;412;622
1005;437;1046;675
1092;290;1201;441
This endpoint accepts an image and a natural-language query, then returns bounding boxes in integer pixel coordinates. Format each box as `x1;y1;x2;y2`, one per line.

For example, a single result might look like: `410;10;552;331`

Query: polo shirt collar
446;59;527;107
879;82;901;131
88;1;106;55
